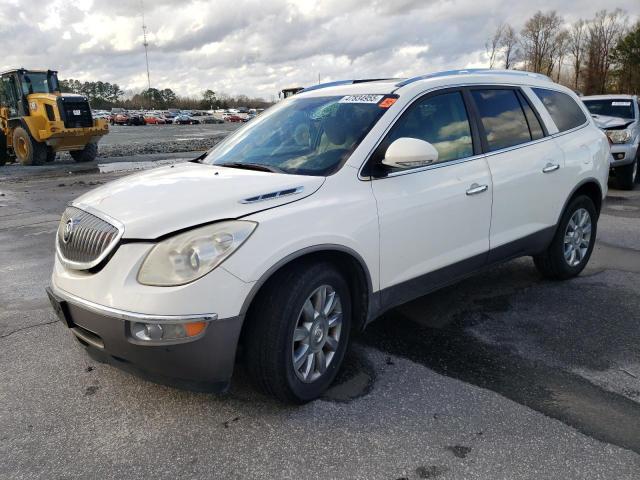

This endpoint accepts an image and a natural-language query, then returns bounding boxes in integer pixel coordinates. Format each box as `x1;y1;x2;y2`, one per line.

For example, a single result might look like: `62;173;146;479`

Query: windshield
203;95;389;176
20;72;55;95
583;99;635;120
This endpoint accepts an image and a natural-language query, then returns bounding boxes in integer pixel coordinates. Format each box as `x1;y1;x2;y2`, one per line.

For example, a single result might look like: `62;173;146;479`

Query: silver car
582;95;639;190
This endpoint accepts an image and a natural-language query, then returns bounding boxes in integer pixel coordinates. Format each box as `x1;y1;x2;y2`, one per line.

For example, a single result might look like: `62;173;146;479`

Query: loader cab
0;69;60;117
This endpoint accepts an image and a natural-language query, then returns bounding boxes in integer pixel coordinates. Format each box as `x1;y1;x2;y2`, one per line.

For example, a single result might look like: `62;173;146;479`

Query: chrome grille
56;206;123;270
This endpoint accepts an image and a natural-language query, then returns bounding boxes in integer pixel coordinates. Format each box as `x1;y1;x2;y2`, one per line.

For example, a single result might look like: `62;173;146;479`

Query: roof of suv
296;69;558;98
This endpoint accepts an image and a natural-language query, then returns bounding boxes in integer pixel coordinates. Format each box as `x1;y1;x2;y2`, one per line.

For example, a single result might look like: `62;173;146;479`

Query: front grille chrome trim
55;204;125;271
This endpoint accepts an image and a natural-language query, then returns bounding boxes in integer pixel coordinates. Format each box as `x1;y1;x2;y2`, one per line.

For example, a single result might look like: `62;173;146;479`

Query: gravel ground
1;159;639;479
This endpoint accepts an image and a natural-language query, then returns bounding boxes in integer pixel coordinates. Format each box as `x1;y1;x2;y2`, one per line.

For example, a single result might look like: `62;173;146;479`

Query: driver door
367;89;493;308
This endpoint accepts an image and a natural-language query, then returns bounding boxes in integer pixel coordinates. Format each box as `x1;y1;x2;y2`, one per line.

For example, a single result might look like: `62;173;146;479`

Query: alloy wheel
291;285;343;383
563;208;592;267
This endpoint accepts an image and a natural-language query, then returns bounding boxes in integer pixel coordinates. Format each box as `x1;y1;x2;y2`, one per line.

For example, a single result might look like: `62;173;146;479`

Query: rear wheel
12;126;46;166
70;142;98;163
533;195;597;280
615;158;637;190
244;262;352;403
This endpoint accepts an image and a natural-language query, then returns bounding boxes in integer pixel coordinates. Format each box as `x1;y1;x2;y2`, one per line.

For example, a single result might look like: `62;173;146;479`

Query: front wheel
615;158;637;190
533;195;597;280
13;126;46;165
45;146;56;163
70;142;98;163
244;262;352;403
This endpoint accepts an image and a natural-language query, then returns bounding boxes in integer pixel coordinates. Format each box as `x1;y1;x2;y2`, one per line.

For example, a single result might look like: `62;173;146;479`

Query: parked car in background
173;114;200;125
225;115;243;123
109;108;127;125
48;70;609;404
582;95;639;190
144;113;167;125
201;116;225;124
128;112;146;126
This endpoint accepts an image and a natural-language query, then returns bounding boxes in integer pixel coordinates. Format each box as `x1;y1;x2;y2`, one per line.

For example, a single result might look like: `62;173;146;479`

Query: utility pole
141;0;151;90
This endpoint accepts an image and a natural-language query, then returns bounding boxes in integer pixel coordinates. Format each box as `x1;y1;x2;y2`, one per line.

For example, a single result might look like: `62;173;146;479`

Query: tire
0;132;7;166
45;146;56;163
12;126;46;166
615;158;637;190
244;262;352;404
70;142;98;163
533;195;597;280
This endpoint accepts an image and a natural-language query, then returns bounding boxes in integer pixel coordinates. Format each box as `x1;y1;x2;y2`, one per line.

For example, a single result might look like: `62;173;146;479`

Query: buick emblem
62;218;75;244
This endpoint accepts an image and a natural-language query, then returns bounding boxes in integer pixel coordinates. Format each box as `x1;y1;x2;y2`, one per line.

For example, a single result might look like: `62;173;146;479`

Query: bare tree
554;30;570;82
501;24;520;69
486;23;505;68
568;19;587;90
520;11;564;75
584;9;628;94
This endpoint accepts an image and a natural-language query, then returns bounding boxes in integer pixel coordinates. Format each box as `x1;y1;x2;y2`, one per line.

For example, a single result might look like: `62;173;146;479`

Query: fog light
614;153;625;160
130;320;207;342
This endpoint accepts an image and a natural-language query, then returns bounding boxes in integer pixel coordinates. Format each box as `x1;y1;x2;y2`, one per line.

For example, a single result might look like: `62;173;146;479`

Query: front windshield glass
20;72;52;95
204;95;389;176
583;99;635;120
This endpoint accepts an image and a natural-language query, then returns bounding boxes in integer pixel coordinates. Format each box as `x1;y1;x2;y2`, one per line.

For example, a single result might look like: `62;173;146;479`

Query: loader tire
0;132;7;166
13;126;46;166
70;142;98;163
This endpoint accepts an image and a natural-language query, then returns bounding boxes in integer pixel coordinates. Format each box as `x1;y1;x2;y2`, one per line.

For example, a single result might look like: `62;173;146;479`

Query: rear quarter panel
553;125;609;220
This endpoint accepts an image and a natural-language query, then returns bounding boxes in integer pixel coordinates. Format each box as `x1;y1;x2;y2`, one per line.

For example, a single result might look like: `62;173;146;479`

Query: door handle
542;162;560;173
466;183;488;196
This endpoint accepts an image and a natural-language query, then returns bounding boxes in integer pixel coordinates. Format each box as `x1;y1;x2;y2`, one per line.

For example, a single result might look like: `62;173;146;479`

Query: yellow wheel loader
0;69;108;166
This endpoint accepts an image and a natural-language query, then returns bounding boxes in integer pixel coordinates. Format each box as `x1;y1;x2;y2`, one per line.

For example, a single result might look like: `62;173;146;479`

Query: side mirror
381;137;439;169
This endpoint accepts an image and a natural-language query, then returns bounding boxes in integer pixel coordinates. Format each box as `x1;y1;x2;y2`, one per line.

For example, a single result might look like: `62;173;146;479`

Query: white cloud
0;0;637;100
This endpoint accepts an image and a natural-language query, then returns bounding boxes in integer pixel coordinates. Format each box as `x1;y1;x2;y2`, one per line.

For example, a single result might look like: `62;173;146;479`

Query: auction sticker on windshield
612;101;631;106
339;94;384;103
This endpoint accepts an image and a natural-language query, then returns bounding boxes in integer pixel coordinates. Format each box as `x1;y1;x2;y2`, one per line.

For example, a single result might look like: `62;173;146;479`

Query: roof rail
300;78;399;93
395;69;552;88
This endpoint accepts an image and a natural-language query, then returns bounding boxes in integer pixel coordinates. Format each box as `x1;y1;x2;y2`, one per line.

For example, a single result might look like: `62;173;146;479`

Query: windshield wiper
218;162;286;173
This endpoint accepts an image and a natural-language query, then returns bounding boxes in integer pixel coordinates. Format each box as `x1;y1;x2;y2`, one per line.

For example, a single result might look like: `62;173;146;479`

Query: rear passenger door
468;87;565;259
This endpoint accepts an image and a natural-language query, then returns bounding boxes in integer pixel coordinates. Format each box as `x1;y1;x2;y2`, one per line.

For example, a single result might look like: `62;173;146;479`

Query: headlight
605;129;632;144
138;220;257;286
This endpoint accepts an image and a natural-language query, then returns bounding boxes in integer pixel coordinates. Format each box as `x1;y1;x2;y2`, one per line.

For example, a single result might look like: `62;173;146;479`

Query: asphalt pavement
1;146;639;479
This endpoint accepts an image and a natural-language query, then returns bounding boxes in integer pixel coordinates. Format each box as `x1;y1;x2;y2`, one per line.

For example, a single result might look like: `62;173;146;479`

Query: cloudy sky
0;0;637;100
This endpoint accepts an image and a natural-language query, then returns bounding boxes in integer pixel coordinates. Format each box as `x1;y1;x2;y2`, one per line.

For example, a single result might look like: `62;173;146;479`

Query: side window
517;90;545;140
532;88;587;132
373;91;474;168
471;89;532;151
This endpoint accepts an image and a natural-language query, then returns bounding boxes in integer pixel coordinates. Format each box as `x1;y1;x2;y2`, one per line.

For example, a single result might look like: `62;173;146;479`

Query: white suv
47;69;609;403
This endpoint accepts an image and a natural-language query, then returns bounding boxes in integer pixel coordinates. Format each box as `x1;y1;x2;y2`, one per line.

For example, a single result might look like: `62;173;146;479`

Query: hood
72;162;325;239
591;114;633;130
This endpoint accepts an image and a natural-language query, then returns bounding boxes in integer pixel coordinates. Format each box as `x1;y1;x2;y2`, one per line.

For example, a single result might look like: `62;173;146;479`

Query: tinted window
374;91;473;167
533;88;587;132
471;89;531;151
517;91;545;140
582;99;635;120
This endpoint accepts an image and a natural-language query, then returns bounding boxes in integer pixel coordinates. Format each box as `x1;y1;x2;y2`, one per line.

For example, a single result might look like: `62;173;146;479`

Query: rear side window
532;88;587;132
471;89;532;152
517;91;545;140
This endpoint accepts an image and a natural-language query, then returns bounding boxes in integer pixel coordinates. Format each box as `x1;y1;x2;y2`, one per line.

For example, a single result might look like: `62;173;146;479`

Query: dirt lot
1;133;639;479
